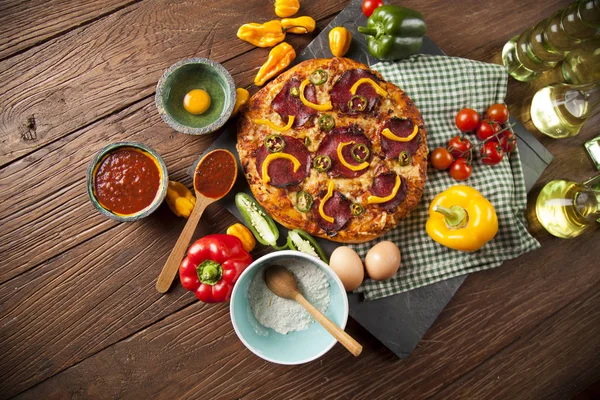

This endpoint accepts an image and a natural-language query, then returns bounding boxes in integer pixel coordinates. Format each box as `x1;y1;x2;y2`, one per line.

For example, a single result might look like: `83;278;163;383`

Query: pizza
237;57;427;243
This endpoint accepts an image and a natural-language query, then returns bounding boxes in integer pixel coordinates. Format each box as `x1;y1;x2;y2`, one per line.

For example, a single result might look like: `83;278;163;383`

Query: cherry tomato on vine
476;119;502;141
480;141;504;165
449;158;472;181
499;131;517;154
447;135;473;158
487;103;510;124
362;0;384;17
430;147;454;170
455;108;480;132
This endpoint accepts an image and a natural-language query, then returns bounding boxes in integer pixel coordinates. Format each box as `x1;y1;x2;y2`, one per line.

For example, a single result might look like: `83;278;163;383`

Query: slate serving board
191;0;553;358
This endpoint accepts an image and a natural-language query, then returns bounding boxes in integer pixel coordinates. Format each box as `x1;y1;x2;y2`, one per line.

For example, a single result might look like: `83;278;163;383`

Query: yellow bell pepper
166;181;196;218
281;16;316;34
254;42;296;86
275;0;300;18
237;20;286;48
426;185;498;252
232;88;250;116
329;26;352;57
226;223;256;252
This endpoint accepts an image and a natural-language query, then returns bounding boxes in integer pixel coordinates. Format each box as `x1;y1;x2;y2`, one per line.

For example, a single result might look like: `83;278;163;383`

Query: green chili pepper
309;69;328;85
264;134;285;153
290;87;300;97
313;155;332;172
350;203;364;216
235;193;287;249
348;95;367;112
398;150;411;166
357;5;426;61
351;143;370;162
318;114;335;131
286;229;328;263
295;191;313;212
304;136;311;148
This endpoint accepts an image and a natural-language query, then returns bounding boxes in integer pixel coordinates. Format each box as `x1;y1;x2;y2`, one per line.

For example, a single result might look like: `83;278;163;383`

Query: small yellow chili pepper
329;26;352;57
281;16;316;34
254;42;296;86
232;88;250;116
226;223;256;252
275;0;300;18
166;181;196;218
237;20;286;48
426;185;498;252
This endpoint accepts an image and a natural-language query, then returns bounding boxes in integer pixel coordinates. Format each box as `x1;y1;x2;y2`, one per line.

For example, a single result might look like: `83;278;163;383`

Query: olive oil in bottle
530;81;600;138
535;176;600;238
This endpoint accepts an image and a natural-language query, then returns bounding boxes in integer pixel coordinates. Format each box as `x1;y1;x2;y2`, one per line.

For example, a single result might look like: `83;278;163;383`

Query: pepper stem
357;26;378;37
434;205;468;228
197;260;223;285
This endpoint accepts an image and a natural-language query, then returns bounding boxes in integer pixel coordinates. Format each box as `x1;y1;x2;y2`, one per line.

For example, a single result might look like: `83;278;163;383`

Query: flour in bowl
248;262;330;335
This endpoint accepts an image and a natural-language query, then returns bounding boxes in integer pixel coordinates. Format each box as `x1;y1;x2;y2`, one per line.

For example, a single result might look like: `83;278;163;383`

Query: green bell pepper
357;5;426;61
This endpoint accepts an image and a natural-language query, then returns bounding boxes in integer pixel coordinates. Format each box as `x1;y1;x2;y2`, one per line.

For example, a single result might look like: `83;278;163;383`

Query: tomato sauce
194;150;236;199
94;148;161;215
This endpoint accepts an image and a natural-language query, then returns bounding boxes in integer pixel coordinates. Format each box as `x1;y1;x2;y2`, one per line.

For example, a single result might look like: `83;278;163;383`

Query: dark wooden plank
0;200;239;399
13;227;600;399
432;286;600;400
0;0;137;60
0;13;337;284
0;0;347;167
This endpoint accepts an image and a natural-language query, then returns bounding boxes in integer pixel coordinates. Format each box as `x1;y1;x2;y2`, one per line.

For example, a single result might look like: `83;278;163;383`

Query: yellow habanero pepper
166;181;196;218
275;0;300;18
281;16;316;34
426;185;498;252
254;42;296;86
237;20;286;48
232;88;250;116
329;26;352;57
227;223;256;252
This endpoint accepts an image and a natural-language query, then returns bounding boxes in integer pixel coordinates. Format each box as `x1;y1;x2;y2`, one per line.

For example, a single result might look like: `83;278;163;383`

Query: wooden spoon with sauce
264;265;363;357
156;149;238;293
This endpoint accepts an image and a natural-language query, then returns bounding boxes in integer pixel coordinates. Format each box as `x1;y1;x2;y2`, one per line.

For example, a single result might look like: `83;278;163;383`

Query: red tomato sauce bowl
87;142;169;222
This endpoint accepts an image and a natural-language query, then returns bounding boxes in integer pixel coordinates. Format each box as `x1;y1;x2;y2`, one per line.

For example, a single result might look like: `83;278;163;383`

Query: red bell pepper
179;234;253;302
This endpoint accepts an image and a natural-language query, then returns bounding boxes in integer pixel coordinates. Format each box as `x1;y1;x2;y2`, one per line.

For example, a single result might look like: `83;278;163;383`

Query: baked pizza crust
237;57;427;243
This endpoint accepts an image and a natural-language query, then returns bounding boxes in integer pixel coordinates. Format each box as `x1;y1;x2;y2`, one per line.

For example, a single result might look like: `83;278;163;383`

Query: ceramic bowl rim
155;57;236;135
230;250;349;365
86;142;169;222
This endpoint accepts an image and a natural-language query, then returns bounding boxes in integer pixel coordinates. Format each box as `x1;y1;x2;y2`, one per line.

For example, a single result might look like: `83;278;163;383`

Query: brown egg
365;241;401;281
329;246;364;291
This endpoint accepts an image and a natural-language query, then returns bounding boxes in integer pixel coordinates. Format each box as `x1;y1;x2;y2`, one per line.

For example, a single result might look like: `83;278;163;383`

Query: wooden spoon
156;149;238;293
264;265;363;357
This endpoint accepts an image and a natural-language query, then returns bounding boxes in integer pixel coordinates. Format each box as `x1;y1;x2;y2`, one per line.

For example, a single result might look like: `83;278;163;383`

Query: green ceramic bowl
155;58;236;135
86;142;169;222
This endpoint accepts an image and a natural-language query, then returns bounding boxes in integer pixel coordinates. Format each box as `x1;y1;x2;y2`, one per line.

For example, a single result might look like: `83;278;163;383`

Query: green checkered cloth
352;54;540;301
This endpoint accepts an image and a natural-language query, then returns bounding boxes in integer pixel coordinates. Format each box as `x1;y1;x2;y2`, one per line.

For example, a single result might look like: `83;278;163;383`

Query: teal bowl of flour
230;250;349;365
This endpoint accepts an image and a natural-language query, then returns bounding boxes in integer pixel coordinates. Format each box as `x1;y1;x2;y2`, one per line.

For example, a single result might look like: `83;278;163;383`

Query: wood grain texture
433;286;600;400
0;0;347;167
13;230;600;399
0;0;138;60
0;200;239;399
2;0;599;398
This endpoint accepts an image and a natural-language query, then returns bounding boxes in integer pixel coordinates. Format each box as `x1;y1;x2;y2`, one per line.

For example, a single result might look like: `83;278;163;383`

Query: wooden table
1;0;599;398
